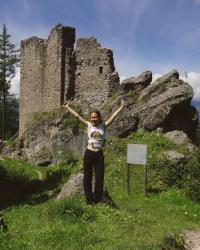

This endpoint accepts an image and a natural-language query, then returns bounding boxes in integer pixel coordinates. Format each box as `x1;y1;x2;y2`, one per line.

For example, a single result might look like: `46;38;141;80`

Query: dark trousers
83;148;105;203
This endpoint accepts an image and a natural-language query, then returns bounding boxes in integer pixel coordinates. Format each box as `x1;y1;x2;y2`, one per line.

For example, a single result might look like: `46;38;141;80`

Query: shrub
45;198;96;223
154;161;189;189
184;149;200;202
154;148;200;203
63;105;84;134
161;233;186;250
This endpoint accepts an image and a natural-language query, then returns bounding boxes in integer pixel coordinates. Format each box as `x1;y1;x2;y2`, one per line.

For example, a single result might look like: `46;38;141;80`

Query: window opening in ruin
99;66;103;74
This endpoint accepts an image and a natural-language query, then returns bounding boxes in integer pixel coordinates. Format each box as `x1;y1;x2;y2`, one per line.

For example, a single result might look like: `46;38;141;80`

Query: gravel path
183;230;200;250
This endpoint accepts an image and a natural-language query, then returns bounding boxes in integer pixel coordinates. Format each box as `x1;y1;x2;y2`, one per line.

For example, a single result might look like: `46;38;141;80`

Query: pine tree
0;24;19;140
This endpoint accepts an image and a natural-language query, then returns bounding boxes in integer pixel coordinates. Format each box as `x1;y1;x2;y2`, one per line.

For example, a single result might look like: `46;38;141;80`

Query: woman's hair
90;110;103;123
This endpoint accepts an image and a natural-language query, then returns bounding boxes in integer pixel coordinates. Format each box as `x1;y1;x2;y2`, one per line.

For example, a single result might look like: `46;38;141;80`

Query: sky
1;0;200;100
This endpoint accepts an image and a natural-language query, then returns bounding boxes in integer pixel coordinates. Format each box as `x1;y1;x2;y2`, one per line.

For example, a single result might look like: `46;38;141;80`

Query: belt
87;144;103;152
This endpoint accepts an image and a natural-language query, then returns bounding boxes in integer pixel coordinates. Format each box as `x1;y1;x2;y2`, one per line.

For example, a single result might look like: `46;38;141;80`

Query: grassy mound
0;131;200;249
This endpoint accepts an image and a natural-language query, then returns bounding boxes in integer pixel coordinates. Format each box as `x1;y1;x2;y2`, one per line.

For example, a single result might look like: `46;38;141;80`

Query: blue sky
1;0;200;99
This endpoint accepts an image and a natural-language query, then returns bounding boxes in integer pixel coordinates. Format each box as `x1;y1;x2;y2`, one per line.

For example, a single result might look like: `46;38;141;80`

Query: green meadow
1;131;200;249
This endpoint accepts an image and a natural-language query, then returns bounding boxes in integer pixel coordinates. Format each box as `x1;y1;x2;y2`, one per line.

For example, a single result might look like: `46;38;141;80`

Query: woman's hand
62;100;89;125
63;100;71;109
62;101;73;113
120;99;125;108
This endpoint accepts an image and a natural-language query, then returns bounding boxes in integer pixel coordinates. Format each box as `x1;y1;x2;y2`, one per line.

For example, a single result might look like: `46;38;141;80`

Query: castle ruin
19;24;120;135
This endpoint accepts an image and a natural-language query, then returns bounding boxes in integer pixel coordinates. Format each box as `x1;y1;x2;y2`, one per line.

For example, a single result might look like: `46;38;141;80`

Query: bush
154;155;189;189
161;233;186;250
154;148;200;203
184;150;200;202
63;105;84;134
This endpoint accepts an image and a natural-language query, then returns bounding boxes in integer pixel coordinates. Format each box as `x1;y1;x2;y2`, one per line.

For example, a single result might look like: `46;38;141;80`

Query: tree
0;24;19;140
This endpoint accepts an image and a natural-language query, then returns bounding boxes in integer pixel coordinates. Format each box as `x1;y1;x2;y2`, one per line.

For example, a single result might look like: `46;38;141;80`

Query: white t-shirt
87;122;106;149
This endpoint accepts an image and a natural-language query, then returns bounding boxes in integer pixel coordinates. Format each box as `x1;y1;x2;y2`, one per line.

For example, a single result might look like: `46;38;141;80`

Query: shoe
86;200;95;206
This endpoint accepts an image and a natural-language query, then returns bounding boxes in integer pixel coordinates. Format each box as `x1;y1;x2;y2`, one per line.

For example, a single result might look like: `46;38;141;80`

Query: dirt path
183;230;200;250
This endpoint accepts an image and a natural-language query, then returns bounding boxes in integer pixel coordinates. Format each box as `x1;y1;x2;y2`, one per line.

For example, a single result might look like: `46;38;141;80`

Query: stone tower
19;24;119;135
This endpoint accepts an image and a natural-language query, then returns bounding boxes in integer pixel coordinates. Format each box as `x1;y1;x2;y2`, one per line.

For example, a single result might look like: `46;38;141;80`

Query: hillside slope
1;131;200;249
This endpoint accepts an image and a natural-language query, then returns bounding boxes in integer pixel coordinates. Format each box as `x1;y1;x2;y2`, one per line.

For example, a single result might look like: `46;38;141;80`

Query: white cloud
119;71;200;102
180;72;200;101
194;0;200;4
153;71;200;101
152;73;162;82
120;75;127;83
10;68;20;97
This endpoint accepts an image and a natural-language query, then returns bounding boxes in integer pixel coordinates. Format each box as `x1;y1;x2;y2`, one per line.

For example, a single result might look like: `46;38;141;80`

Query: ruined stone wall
43;26;75;111
19;25;75;135
19;24;119;136
19;37;46;135
74;38;119;110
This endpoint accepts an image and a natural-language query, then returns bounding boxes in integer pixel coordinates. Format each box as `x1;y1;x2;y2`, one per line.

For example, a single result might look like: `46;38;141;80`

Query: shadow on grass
0;165;71;210
147;187;163;194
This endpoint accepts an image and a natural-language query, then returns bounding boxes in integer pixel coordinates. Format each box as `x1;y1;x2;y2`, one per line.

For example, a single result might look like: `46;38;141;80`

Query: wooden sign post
127;144;148;196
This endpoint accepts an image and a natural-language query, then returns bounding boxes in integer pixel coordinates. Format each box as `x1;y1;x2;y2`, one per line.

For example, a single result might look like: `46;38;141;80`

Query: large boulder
160;150;186;165
164;130;190;145
164;130;197;153
120;70;152;92
57;172;84;200
3;111;87;165
119;69;198;141
57;172;117;207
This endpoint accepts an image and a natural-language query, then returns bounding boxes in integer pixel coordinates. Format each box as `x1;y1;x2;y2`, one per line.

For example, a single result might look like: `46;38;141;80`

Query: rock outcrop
57;172;117;207
4;68;198;165
136;70;197;138
164;130;197;152
3;24;198;164
120;70;152;92
57;172;84;200
105;69;198;140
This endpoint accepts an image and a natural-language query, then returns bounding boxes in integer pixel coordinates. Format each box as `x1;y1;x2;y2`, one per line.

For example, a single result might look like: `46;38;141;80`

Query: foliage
161;233;186;250
152;146;200;202
184;149;200;202
5;95;19;138
127;89;138;101
0;24;19;139
4;139;15;148
63;105;85;134
155;161;189;189
196;122;200;145
25;108;64;129
25;105;85;135
0;95;19;139
0;157;81;209
101;90;122;111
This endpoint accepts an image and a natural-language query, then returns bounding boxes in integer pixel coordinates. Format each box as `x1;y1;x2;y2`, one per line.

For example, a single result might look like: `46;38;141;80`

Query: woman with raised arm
63;100;125;205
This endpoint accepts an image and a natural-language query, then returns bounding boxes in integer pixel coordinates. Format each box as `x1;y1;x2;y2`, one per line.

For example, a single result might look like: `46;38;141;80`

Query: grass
0;157;81;209
25;108;64;130
0;131;200;249
24;105;85;135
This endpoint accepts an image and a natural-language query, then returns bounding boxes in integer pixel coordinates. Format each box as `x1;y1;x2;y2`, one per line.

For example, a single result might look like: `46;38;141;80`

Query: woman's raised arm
63;101;89;126
105;100;125;127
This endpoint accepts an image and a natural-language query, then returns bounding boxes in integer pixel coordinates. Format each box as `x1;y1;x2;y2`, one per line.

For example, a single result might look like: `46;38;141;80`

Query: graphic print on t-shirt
91;131;101;140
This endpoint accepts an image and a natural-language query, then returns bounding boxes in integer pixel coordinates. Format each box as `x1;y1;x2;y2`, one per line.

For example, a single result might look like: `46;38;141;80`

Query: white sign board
127;144;147;165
